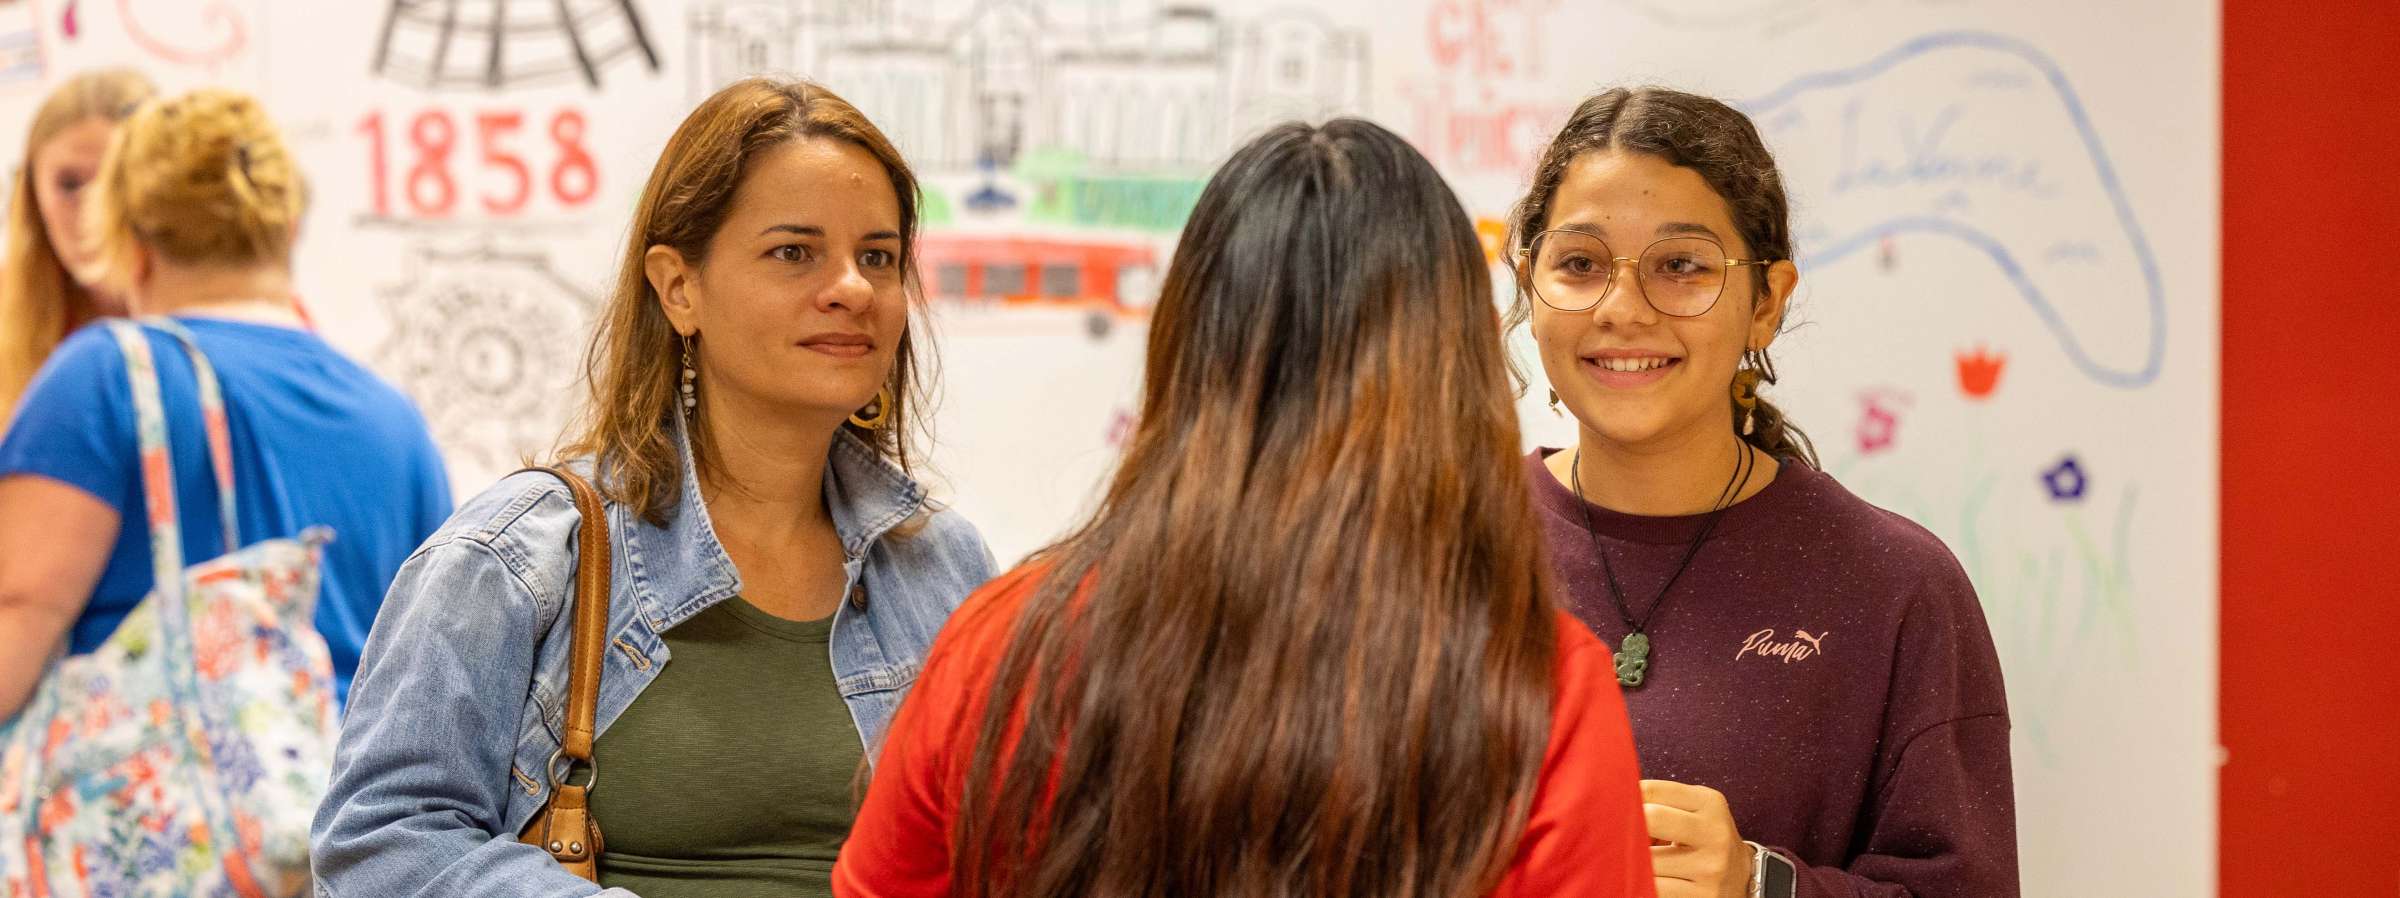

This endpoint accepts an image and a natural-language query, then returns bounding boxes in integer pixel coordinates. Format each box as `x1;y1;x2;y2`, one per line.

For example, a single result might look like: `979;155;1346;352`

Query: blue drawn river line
1742;31;2168;389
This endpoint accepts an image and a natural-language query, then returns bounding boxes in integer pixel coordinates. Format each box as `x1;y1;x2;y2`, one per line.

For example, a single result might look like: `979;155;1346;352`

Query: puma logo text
1737;628;1827;663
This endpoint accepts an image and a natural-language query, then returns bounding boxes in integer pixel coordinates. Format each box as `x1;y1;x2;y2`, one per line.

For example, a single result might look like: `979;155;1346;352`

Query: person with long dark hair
1509;86;2015;898
833;119;1656;898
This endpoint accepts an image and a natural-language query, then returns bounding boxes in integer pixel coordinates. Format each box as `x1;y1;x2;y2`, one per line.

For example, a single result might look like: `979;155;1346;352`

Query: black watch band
1746;841;1797;898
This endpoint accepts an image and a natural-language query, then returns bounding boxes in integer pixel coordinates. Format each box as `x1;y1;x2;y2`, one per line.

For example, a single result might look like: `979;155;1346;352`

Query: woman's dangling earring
849;385;894;430
1731;348;1764;436
680;334;698;411
1548;389;1562;416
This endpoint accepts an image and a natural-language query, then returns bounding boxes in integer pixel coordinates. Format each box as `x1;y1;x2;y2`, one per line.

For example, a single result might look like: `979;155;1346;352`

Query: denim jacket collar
626;414;929;632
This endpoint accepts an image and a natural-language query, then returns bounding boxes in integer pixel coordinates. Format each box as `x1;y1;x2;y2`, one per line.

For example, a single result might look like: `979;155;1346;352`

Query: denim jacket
309;426;996;897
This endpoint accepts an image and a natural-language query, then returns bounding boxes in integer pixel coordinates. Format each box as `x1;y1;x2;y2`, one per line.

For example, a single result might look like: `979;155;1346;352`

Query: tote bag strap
105;321;192;596
101;319;254;883
104;318;245;581
137;316;240;553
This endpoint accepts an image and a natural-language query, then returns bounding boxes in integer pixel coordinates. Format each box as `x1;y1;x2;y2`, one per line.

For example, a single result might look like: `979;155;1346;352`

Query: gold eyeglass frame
1515;229;1772;318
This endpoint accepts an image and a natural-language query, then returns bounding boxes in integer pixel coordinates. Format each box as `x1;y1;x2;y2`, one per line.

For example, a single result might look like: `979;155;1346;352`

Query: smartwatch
1745;841;1796;898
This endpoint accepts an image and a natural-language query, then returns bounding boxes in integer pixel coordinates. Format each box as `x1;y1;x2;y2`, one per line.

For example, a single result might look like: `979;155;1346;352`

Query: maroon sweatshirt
1528;449;2017;898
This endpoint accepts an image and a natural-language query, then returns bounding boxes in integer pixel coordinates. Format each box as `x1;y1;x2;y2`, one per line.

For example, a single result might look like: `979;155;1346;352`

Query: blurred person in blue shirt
0;87;451;716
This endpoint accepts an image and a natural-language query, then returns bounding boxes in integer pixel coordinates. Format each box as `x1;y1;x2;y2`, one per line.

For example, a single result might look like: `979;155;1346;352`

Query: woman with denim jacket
310;78;997;898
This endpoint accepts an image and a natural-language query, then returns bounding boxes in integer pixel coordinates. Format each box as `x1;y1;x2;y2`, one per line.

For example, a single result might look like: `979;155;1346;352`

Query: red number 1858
358;108;598;218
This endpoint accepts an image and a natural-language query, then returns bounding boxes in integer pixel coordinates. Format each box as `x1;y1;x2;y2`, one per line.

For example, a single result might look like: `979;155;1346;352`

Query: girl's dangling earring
1548;388;1562;417
1731;348;1764;436
680;334;698;411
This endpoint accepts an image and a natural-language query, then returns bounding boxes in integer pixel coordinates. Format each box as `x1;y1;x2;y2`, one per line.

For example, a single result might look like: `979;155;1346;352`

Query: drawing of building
687;0;1367;172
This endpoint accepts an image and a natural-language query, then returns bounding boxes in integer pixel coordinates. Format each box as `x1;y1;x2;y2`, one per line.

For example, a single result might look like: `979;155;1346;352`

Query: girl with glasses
1510;87;2017;898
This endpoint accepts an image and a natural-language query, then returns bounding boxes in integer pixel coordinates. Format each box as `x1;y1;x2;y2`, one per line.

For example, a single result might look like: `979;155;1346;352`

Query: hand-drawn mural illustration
688;0;1367;172
1956;345;2006;399
373;0;660;90
375;240;597;471
1402;0;1573;176
40;0;262;75
1855;388;1909;455
116;0;247;67
687;0;1367;320
1746;31;2167;389
1755;26;2203;894
0;0;38;84
0;7;2202;896
2041;453;2089;502
1609;0;1832;36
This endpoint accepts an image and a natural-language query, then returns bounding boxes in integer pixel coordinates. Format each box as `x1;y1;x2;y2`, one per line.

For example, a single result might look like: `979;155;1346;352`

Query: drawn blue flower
2042;455;2088;502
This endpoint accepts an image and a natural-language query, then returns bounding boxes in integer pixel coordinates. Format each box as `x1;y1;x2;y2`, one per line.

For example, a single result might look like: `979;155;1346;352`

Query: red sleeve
1491;612;1658;898
833;566;1043;898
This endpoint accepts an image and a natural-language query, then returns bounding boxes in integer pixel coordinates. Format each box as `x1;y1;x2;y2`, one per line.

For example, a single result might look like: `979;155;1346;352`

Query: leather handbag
514;465;611;881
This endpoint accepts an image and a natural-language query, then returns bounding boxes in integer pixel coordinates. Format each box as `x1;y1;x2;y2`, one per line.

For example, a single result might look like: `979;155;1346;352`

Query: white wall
0;2;2217;893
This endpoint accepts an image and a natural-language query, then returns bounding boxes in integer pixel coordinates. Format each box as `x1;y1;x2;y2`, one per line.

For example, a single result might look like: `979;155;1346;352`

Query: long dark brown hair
557;77;929;524
1508;86;1820;465
953;119;1560;898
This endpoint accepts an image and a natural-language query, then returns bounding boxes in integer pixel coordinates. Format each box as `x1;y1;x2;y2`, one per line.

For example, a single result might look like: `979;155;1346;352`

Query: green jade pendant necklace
1569;442;1755;687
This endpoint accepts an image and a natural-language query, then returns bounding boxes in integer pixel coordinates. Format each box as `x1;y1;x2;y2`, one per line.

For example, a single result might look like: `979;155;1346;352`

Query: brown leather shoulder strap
520;465;611;762
514;465;613;880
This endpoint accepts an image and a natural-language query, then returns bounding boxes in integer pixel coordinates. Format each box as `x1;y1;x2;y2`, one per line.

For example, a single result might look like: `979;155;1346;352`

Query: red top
832;565;1658;898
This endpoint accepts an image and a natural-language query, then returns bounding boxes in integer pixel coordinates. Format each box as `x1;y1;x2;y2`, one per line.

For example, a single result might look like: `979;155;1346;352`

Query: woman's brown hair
0;68;154;418
557;77;927;524
953;119;1559;898
1508;85;1820;466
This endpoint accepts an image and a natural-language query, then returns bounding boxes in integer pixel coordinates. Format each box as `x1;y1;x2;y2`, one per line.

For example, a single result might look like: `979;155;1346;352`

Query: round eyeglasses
1518;230;1771;318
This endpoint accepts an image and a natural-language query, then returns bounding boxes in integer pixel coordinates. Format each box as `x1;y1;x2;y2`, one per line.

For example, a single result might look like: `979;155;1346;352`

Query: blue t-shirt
0;317;453;704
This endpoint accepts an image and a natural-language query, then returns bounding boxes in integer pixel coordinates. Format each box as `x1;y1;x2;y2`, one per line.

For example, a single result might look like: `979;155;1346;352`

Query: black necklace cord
1569;441;1757;637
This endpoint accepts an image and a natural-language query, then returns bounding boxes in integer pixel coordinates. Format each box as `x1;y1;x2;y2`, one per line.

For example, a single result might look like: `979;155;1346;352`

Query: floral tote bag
0;319;339;898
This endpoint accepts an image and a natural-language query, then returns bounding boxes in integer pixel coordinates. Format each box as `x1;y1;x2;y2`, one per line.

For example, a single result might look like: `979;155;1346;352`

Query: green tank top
588;596;865;897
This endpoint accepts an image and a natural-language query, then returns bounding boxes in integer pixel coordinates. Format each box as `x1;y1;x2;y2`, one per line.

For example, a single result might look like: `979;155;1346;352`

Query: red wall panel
2222;1;2400;893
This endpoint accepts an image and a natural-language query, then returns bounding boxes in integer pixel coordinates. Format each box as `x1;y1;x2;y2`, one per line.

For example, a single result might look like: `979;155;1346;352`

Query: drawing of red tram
914;233;1161;315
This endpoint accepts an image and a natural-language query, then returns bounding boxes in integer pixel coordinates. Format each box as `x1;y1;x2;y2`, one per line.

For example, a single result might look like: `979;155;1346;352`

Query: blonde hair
0;68;155;419
84;87;306;301
558;77;930;526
